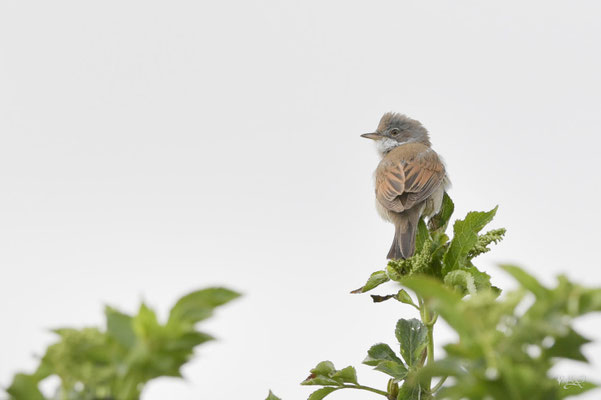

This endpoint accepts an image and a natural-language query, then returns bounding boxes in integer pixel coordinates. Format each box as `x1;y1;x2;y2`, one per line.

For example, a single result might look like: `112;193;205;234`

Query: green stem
430;376;448;393
417;295;436;393
342;384;389;397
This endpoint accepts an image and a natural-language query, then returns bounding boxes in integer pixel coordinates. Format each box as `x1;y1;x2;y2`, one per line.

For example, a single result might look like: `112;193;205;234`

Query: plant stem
430;376;448;393
426;310;434;368
342;384;389;397
417;295;436;393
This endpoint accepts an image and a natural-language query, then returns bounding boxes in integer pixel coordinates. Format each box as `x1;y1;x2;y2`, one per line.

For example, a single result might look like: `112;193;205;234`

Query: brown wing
376;146;445;213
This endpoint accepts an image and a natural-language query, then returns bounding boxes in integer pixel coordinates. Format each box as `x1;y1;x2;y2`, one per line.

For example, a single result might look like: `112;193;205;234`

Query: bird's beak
361;132;381;140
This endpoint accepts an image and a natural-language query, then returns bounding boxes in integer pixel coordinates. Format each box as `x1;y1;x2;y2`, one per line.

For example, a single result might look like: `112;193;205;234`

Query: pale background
1;1;600;399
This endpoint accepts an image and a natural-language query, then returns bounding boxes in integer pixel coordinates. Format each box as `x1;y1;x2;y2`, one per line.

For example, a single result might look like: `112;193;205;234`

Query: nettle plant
268;194;601;400
5;288;239;400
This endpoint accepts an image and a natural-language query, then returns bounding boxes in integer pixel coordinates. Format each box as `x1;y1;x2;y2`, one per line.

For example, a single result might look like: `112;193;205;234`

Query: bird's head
361;112;431;154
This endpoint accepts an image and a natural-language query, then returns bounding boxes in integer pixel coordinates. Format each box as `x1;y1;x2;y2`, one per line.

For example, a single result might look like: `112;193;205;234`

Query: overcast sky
1;1;600;399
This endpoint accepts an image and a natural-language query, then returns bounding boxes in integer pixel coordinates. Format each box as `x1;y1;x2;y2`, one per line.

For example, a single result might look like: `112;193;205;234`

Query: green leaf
428;192;454;232
374;360;409;380
311;361;336;376
105;306;136;348
32;359;52;382
163;331;214;351
444;270;476;295
132;302;161;340
332;366;358;385
546;328;591;362
465;265;496;293
558;380;598;398
265;390;282;400
168;287;240;325
396;289;416;306
364;343;403;366
395;319;428;367
301;376;341;386
415;218;429;253
579;288;601;313
302;361;341;386
402;276;468;336
6;373;45;400
397;381;422;400
443;206;498;275
501;264;549;299
355;270;390;293
308;387;340;400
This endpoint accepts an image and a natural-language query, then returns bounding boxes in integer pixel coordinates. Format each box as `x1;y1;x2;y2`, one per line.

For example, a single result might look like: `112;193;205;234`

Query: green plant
5;287;239;400
268;194;601;400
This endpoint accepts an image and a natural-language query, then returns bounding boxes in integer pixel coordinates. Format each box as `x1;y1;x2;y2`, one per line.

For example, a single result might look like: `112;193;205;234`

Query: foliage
403;270;601;399
267;194;601;400
5;288;240;400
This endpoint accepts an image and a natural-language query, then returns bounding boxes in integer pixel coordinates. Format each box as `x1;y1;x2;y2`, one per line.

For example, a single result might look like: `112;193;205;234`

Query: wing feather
376;146;445;213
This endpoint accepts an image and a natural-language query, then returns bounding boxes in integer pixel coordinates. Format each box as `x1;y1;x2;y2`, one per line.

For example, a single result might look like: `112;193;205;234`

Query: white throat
376;138;411;156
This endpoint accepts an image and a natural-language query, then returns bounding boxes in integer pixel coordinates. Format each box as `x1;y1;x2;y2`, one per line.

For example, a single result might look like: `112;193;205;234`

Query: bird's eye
390;129;400;136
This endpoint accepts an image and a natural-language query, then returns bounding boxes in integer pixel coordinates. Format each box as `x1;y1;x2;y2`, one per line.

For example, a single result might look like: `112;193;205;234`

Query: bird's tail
387;207;422;260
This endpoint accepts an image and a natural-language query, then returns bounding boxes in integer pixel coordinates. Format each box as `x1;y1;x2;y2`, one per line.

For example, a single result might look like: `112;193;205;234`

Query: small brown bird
362;113;450;259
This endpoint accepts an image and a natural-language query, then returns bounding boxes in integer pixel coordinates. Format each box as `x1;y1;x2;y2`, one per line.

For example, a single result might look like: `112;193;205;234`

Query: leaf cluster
357;193;503;298
404;268;601;399
268;194;601;400
5;288;239;400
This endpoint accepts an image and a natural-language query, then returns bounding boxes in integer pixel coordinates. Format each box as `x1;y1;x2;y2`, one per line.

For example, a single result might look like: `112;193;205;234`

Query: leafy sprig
267;194;601;400
6;288;239;400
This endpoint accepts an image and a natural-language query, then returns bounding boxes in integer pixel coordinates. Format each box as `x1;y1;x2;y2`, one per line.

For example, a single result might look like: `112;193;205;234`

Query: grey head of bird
361;112;431;154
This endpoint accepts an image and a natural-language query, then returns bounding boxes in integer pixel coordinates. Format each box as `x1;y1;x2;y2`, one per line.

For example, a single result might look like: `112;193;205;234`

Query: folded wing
376;147;445;213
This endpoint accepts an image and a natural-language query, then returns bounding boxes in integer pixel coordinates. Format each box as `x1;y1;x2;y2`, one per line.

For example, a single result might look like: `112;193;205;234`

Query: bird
361;112;450;260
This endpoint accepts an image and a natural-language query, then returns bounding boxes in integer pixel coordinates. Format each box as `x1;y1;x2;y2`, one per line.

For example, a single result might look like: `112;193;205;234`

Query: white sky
1;1;600;399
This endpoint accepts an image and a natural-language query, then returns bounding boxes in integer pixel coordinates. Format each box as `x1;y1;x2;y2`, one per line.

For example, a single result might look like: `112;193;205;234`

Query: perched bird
362;113;450;259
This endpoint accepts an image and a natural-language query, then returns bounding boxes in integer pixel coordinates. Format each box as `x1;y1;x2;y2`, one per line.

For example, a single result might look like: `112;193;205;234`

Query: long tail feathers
387;208;422;260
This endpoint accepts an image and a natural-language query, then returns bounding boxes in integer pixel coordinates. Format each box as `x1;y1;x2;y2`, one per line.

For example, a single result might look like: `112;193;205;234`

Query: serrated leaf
332;366;358;385
374;360;409;380
443;206;498;275
465;265;494;292
265;390;282;400
168;287;240;325
308;387;340;400
364;343;404;366
395;319;428;367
